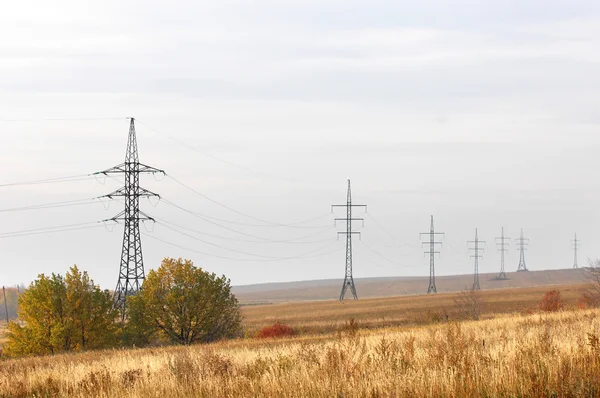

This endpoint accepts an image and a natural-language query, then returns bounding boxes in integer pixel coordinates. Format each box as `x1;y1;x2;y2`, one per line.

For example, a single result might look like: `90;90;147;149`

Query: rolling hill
233;268;590;304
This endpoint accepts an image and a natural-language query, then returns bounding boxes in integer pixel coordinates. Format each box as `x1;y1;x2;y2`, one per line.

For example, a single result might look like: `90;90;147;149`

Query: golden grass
0;323;6;346
1;306;600;396
241;283;587;335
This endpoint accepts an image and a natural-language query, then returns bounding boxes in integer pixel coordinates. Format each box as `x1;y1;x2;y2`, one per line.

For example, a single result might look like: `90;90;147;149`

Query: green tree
122;293;156;347
4;266;118;357
127;258;242;345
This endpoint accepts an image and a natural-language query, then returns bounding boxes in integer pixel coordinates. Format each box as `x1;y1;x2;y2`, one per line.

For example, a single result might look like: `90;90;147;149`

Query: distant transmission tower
516;228;529;272
572;233;580;269
332;179;366;301
495;227;510;280
468;228;485;290
96;118;164;315
420;215;444;294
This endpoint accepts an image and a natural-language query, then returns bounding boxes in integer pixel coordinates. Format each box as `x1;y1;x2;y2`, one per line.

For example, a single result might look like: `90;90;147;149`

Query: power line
358;240;418;268
0;174;95;188
160;198;333;241
0;198;100;213
156;217;334;244
0;221;105;239
365;212;418;248
155;220;337;260
141;231;342;262
136;119;312;185
0;117;128;122
167;175;332;228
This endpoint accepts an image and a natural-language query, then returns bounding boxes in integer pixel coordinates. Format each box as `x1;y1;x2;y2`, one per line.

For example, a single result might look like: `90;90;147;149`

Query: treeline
2;258;242;357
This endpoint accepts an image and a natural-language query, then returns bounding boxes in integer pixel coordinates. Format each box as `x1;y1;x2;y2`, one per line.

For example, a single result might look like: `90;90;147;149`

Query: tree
4;266;118;357
581;259;600;307
454;287;483;320
127;258;242;345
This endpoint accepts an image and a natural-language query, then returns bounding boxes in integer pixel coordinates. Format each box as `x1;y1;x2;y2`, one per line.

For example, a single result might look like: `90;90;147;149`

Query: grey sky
0;0;599;289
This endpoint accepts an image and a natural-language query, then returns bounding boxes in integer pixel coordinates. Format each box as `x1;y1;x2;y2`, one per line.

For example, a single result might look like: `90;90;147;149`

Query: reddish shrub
578;296;593;310
257;322;295;339
539;290;563;312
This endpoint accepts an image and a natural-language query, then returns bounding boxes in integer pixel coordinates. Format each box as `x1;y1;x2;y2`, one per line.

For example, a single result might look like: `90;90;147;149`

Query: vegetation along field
2;275;600;397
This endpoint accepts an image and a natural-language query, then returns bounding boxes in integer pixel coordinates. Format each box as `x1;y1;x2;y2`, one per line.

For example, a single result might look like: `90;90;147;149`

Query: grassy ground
1;307;599;397
0;323;6;346
241;282;587;335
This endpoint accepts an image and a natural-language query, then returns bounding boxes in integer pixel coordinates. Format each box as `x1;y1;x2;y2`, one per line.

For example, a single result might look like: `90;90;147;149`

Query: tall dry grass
1;308;599;397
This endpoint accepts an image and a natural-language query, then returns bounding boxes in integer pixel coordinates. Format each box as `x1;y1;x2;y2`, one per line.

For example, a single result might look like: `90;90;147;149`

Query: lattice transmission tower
495;227;510;280
516;228;529;272
420;216;444;294
332;179;366;301
96;118;164;315
572;233;580;269
468;228;485;290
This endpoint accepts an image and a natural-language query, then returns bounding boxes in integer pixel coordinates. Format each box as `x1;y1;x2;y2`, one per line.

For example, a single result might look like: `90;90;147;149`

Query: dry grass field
1;282;598;397
241;282;587;335
1;307;599;397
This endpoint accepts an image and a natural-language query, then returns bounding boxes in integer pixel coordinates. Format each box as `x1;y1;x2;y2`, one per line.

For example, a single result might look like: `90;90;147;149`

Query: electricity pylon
96;118;164;316
516;228;529;272
332;179;366;301
468;228;485;290
420;215;444;294
495;227;510;280
572;233;580;269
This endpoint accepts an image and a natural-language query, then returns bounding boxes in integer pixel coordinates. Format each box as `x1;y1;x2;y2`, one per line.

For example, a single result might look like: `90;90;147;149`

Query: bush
4;266;118;357
539;290;563;312
257;322;295;339
126;258;243;346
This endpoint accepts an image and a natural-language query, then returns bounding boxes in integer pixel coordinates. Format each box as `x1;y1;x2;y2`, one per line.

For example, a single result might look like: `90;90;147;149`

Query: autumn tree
4;266;118;357
540;289;563;312
581;259;600;307
126;258;242;345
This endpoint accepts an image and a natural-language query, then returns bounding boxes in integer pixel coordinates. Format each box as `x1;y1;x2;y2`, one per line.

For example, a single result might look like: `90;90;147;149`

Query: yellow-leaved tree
125;258;242;345
4;266;118;357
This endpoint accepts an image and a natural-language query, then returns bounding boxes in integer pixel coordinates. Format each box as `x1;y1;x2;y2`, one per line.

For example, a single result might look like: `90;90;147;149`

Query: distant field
241;282;588;334
234;268;589;303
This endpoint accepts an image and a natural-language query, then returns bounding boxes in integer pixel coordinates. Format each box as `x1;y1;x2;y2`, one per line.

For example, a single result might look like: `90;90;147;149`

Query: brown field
1;282;598;397
241;282;588;335
1;306;599;396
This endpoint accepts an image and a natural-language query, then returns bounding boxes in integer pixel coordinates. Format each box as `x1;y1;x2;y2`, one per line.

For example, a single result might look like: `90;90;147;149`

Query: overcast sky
1;0;599;289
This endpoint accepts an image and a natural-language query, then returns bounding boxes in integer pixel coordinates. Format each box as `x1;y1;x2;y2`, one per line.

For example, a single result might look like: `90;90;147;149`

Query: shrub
539;290;563;312
578;295;593;310
257;322;295;339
